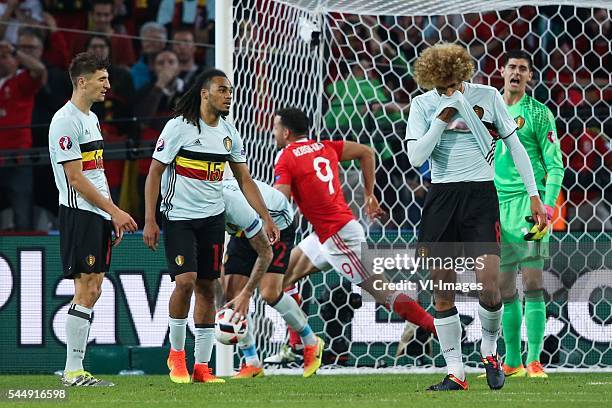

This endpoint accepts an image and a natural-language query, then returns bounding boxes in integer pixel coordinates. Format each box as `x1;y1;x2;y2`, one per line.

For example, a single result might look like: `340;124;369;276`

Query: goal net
231;0;612;371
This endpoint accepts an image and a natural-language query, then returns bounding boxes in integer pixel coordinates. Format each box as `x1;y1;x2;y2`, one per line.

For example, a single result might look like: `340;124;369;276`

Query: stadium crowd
0;1;609;232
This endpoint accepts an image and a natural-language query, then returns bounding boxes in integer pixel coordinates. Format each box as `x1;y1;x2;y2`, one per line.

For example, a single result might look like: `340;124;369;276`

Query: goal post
218;0;612;372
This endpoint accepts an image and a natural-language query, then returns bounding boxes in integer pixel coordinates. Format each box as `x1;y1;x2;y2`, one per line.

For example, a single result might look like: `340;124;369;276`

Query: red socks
390;293;437;335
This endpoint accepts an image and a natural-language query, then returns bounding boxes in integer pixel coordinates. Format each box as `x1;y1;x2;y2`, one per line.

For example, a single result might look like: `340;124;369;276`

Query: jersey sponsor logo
59;136;72;150
515;115;525;129
223;136;232;152
274;174;281;182
240;148;246;156
155;138;165;152
86;255;96;267
547;130;556;143
175;255;184;266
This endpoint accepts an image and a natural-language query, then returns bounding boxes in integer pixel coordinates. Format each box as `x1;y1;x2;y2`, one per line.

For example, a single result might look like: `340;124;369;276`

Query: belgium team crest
223;136;232;152
515;116;525;129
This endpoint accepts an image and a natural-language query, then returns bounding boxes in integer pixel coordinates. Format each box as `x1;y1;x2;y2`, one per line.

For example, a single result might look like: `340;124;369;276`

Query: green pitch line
0;374;610;407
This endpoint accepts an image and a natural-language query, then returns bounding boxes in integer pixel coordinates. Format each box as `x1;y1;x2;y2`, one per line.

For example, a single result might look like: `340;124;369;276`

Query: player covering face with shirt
406;43;547;392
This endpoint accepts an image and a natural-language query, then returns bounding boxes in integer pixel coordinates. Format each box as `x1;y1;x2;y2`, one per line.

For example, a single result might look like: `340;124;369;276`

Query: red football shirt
0;69;42;149
274;138;355;243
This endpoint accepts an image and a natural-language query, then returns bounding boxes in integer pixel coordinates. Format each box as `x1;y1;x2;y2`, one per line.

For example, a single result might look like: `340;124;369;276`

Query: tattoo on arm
244;231;273;293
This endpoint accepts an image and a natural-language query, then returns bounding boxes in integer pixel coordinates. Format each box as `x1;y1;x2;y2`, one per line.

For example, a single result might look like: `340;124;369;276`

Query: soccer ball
214;308;248;345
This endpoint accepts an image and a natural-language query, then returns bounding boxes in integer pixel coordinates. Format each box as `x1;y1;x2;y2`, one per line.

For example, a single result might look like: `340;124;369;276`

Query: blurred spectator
157;0;199;27
18;27;71;226
195;0;215;66
0;39;46;230
0;0;44;44
560;127;612;231
172;27;203;88
86;34;135;203
71;0;135;67
131;21;168;91
134;49;184;127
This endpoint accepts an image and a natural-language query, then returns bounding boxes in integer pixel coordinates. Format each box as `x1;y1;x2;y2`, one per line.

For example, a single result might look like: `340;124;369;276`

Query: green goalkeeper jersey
494;93;564;206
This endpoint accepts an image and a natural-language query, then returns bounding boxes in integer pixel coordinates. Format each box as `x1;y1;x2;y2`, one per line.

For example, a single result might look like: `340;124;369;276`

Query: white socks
479;302;503;357
65;303;93;373
194;325;215;364
434;307;465;381
238;315;261;367
271;293;317;346
168;317;187;351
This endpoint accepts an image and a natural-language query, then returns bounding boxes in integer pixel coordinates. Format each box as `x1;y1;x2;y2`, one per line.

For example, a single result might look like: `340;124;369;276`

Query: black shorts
417;181;500;259
224;223;295;276
163;212;225;281
59;205;113;279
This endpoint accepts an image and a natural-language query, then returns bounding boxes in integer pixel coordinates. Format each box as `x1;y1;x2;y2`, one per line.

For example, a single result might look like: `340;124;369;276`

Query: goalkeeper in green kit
494;50;564;378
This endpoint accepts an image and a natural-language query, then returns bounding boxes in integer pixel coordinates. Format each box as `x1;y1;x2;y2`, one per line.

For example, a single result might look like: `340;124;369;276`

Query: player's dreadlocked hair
173;68;228;133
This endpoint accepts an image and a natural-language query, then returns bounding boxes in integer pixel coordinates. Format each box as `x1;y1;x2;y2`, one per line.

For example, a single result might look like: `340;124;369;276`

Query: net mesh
232;0;611;370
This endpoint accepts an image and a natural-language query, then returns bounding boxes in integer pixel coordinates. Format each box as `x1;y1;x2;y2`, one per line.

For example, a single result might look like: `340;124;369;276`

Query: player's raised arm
230;162;280;244
339;141;384;220
404;99;449;167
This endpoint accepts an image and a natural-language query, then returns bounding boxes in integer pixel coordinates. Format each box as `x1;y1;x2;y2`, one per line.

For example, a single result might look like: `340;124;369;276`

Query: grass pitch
1;373;610;407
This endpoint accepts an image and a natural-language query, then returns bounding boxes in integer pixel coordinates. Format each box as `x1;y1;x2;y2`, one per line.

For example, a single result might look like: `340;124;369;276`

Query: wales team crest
223;136;232;152
515;116;525;129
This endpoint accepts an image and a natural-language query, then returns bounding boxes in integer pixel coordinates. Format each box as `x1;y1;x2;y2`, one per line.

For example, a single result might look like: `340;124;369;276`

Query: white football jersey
48;101;110;219
153;116;246;220
406;82;517;183
223;179;293;238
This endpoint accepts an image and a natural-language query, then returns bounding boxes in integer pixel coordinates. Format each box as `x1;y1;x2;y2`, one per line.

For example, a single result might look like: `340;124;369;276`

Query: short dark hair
274;107;309;136
503;50;533;71
17;27;45;43
173;68;228;132
85;34;111;50
91;0;114;10
68;52;109;87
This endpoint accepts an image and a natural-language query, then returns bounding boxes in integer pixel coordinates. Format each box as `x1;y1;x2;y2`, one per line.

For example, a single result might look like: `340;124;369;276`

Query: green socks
525;289;546;364
502;292;523;368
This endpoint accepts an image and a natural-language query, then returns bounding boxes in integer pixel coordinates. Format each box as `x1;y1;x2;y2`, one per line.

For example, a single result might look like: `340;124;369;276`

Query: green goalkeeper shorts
499;193;549;272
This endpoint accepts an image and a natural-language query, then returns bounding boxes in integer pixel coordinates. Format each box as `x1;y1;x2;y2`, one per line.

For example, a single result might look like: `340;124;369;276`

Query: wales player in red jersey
272;108;437;371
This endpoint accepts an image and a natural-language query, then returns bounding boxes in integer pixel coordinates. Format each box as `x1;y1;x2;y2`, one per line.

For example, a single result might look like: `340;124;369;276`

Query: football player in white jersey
48;52;138;387
405;43;547;391
143;69;279;384
222;179;321;378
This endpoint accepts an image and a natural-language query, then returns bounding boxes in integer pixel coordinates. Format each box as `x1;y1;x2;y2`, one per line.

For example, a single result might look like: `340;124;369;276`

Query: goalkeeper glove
523;216;548;241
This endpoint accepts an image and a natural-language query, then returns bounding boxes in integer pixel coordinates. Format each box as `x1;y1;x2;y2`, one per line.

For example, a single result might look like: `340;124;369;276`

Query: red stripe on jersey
82;159;104;170
175;164;222;181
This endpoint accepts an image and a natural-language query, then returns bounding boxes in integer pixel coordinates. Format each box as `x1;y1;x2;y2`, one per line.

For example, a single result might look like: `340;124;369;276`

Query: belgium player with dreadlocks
143;68;279;384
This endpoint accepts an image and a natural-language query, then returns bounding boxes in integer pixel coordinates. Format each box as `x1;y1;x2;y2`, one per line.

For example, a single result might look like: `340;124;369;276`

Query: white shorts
297;220;369;284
